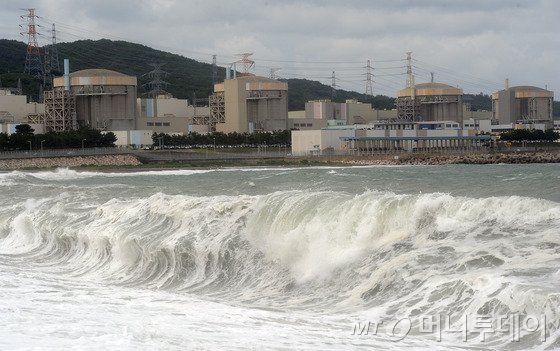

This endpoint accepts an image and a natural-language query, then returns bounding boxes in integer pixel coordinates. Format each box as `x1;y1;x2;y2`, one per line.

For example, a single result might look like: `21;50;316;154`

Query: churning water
0;164;559;350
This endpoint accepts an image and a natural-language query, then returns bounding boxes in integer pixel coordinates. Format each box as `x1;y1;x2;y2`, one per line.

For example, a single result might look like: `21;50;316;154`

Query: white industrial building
291;121;492;156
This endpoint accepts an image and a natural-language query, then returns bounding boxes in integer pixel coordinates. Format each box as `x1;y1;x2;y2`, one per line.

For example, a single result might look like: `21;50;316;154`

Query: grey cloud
2;0;559;95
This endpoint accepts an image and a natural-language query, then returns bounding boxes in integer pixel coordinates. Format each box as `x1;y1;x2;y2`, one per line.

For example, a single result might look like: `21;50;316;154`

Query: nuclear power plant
52;68;138;130
492;81;554;125
1;9;558;149
396;82;464;123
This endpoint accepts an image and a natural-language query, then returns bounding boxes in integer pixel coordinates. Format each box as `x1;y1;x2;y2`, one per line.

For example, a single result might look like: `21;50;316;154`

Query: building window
147;122;154;126
163;122;170;126
155;122;162;126
306;123;312;127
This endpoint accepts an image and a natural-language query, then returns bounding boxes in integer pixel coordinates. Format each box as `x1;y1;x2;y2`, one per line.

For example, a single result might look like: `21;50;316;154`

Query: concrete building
0;89;44;123
291;121;489;156
0;122;45;134
288;99;397;130
111;130;153;147
210;75;288;133
53;69;137;130
397;82;464;123
136;95;211;134
492;85;553;126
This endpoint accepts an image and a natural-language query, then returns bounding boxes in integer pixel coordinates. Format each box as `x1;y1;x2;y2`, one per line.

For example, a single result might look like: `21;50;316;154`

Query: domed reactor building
492;84;553;126
52;69;137;130
397;82;464;123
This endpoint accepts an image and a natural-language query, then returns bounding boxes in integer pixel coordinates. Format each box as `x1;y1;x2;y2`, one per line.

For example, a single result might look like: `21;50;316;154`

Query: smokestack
505;78;509;90
64;59;70;91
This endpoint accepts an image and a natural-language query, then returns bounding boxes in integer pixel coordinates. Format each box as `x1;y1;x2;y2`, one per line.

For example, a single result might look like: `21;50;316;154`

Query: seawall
0;154;142;170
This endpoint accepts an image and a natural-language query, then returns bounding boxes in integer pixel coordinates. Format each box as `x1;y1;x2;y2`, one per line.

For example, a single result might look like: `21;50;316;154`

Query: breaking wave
1;190;559;346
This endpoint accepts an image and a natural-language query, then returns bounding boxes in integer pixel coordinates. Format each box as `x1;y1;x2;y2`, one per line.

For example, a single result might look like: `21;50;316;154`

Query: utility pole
365;60;373;97
20;8;43;80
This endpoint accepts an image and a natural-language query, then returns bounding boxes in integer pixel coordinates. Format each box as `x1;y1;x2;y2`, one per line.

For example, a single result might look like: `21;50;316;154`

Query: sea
0;164;559;350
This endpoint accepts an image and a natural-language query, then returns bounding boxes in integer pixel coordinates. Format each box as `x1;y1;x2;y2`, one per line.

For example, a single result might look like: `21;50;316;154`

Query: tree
15;124;34;135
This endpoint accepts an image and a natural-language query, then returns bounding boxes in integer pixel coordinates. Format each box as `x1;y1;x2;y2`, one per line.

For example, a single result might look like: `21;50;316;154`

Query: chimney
64;59;70;91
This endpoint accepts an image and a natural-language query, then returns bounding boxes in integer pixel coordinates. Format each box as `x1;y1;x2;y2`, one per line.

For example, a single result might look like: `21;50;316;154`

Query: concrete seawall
0;154;142;170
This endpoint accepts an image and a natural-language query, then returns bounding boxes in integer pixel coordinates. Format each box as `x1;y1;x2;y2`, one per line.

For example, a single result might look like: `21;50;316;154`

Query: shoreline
0;150;559;171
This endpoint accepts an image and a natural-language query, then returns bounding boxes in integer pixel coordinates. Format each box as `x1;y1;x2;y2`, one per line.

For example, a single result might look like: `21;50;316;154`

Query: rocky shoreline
0;151;559;170
0;154;142;170
329;151;560;166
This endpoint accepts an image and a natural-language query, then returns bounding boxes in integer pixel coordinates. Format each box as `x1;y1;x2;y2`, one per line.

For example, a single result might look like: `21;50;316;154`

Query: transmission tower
143;63;170;98
235;53;255;74
212;54;217;85
365;60;374;96
20;8;43;79
405;51;413;88
331;71;338;100
269;68;280;79
51;24;60;73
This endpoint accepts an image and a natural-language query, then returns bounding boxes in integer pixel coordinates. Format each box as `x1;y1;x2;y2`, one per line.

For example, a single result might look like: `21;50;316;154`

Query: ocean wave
0;190;558;346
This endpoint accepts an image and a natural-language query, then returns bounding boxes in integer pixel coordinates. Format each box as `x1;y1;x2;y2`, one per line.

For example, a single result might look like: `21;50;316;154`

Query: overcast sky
2;0;559;97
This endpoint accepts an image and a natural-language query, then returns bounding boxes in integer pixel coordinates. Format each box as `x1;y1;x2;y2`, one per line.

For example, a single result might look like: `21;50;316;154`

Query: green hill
0;38;397;110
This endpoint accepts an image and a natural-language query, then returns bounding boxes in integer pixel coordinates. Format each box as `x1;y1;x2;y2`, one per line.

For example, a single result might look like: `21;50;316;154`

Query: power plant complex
0;8;557;151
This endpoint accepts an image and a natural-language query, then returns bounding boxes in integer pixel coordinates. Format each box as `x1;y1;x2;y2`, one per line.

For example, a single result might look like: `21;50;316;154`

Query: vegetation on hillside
464;93;492;111
0;124;116;150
